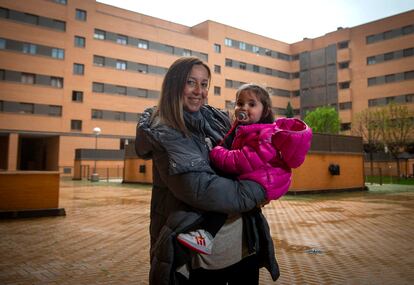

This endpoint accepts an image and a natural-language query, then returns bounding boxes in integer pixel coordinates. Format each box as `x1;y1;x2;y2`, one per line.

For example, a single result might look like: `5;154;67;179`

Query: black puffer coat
135;105;279;285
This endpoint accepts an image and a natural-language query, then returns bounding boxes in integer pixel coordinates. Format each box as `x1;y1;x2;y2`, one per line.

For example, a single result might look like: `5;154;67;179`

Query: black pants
187;254;259;285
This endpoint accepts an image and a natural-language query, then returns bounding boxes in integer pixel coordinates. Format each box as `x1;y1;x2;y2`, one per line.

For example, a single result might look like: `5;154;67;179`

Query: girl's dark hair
156;57;211;134
235;83;274;123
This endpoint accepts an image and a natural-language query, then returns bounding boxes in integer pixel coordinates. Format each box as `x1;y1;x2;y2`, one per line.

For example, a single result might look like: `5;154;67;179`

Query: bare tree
352;108;382;177
377;104;414;178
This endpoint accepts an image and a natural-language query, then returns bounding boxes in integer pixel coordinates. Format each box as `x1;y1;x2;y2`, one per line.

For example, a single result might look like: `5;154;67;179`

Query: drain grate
305;248;323;255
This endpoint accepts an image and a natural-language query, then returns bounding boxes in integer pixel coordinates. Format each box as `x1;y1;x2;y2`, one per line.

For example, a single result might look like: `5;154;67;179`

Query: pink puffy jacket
209;118;312;200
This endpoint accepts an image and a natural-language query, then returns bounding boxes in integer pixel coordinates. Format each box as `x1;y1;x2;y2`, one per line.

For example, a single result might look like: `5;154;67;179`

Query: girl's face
235;90;264;124
182;64;209;113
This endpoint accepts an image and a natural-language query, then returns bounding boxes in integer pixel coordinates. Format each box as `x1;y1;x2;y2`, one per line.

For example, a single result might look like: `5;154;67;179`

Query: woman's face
235;90;264;124
182;64;209;113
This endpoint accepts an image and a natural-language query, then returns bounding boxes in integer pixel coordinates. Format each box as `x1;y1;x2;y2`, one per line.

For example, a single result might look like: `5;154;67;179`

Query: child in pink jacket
177;84;312;255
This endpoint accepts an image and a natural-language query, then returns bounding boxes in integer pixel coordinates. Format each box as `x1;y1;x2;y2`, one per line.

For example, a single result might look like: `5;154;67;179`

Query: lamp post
91;127;101;182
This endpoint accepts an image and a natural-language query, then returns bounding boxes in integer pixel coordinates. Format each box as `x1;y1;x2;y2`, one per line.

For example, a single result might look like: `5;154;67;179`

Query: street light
91;127;101;182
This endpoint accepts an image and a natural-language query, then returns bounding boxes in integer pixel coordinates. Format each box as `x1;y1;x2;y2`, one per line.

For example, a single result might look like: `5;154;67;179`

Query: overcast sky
97;0;414;43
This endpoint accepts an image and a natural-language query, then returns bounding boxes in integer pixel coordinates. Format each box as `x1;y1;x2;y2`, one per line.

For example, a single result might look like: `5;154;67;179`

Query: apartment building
0;0;413;174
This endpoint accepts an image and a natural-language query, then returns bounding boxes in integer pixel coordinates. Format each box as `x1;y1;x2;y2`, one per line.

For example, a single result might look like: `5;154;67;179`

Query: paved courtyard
1;180;413;285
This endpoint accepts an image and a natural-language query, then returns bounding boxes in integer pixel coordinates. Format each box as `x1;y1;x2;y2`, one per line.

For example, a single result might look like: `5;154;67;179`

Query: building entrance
18;135;59;171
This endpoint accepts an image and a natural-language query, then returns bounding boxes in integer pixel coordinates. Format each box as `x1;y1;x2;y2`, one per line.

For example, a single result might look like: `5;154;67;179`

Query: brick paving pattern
1;180;413;284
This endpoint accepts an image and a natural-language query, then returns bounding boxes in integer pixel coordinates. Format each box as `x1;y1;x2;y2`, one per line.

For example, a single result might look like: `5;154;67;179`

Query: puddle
319;207;345;212
298;221;318;227
324;219;346;224
273;238;330;255
347;213;382;219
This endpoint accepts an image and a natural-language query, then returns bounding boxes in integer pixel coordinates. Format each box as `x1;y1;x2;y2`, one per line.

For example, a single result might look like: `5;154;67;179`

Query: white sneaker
177;229;213;255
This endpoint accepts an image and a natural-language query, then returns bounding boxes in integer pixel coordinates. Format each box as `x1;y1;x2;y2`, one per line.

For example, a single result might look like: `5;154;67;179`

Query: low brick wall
0;171;60;211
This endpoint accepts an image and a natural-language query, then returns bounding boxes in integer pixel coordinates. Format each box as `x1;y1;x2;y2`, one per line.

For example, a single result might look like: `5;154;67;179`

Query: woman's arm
154;156;267;214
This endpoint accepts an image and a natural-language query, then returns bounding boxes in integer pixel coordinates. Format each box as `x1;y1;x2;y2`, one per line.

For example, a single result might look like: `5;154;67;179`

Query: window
94;29;105;40
71;120;82;131
253;65;259;73
339;82;350;89
182;49;191;56
72;91;83;102
384;52;394;61
239;42;246;50
225;100;235;109
366;35;376;44
75;9;87;21
265;49;271;56
0;69;4;80
21;73;35;84
339;102;352;110
383;30;393;40
25;13;39;25
54;0;67;4
265;68;272;75
214;86;221;96
0;38;5;49
279;71;290;79
293;90;300;97
404;70;414;80
73;63;84;75
116;60;126;70
116;34;127;45
225;59;233;67
164;45;174;54
51;48;64;59
385;74;395;83
48;105;62;116
367;77;377;86
386;97;395;104
402;25;413;35
225;79;233;88
340;123;351;131
338;61;349;69
116;85;127;95
137;39;148;49
137;63;148;73
252;46;259;54
224;38;232;47
338;41;349;49
74;36;85;47
22;43;36;54
403;48;413;57
367;56;376;65
114;111;124;121
93;82;104;92
93;55;105;66
50;77;63;88
92;109;103;119
20;103;34;114
214;43;221;53
214;65;221;74
239;62;246;70
53;20;66;31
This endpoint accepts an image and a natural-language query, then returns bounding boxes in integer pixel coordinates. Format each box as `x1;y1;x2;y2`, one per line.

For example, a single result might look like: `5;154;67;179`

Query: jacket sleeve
165;169;266;214
271;118;312;168
209;126;278;175
153;150;267;214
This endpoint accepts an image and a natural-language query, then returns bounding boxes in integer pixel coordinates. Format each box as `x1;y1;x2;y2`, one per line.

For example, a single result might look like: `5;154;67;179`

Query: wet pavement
1;180;413;284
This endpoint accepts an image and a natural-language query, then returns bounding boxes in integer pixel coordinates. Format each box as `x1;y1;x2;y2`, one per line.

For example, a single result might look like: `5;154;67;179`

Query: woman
135;57;279;285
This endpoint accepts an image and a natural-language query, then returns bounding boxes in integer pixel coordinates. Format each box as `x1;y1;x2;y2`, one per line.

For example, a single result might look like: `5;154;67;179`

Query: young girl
177;83;312;255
